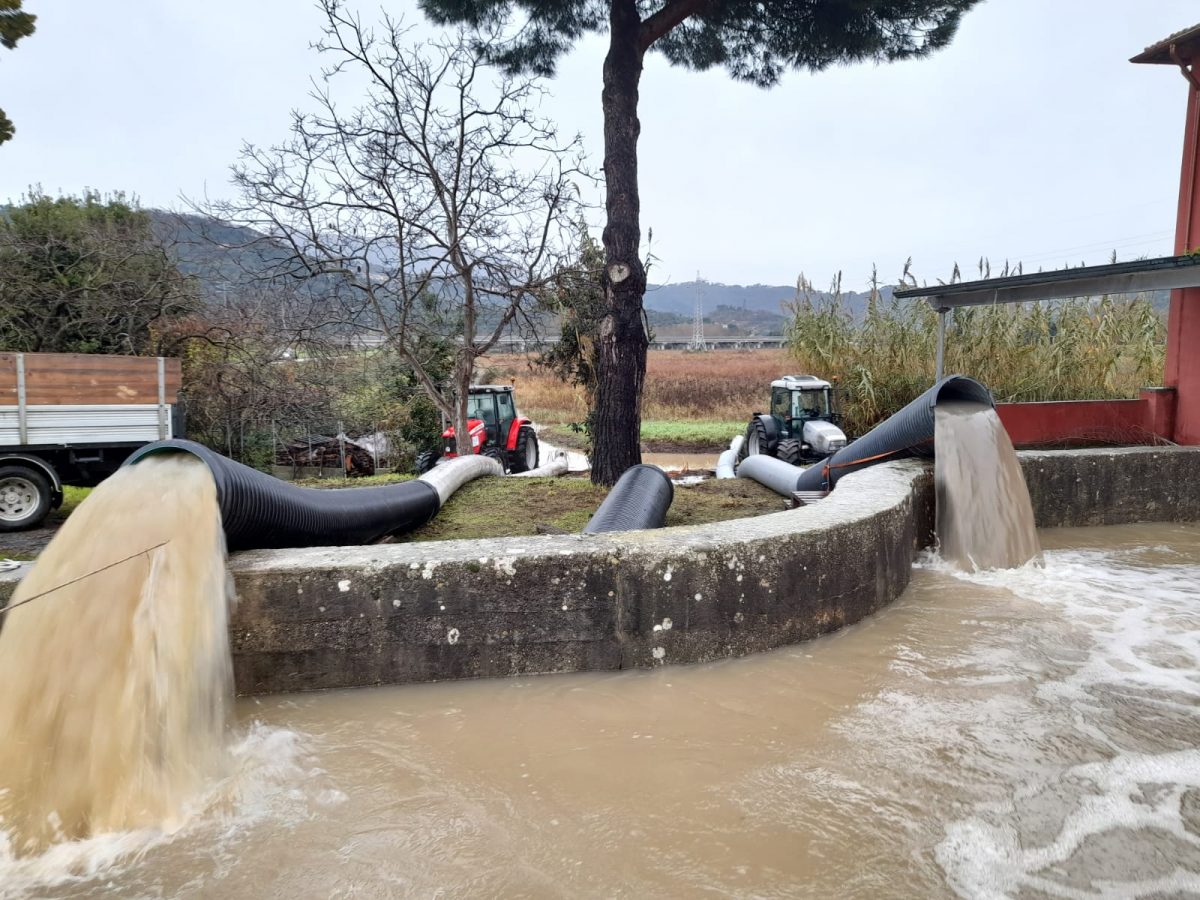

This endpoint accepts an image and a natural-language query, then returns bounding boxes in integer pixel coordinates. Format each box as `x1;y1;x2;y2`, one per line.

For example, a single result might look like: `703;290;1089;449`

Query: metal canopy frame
893;254;1200;382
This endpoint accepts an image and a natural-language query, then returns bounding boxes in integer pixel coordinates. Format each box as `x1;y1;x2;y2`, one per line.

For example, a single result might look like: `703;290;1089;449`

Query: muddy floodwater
641;449;722;472
6;522;1200;898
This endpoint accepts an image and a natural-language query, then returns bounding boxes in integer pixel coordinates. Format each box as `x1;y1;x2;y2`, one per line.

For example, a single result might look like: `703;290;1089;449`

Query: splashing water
0;455;232;855
935;400;1042;570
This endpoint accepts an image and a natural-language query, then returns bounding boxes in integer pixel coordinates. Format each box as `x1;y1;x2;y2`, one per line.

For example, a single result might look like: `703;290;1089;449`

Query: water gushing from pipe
934;400;1042;570
0;455;231;855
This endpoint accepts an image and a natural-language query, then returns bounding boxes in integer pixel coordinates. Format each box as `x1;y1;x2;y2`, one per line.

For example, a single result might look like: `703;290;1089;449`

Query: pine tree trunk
590;0;648;486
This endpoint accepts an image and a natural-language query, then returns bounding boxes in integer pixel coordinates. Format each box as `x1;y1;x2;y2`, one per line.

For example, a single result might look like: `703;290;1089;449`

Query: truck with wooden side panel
0;352;183;531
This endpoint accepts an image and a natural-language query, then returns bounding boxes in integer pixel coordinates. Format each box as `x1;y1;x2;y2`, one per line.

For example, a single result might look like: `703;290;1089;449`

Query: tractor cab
465;385;517;449
742;375;848;465
769;375;841;434
420;385;539;474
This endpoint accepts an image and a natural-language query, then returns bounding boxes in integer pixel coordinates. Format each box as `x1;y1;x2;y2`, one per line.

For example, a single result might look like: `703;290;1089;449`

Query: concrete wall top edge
228;459;929;575
1017;446;1200;461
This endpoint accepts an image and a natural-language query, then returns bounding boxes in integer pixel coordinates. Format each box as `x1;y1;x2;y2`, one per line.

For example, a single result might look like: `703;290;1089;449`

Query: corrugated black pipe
123;439;441;551
795;375;994;492
583;464;674;534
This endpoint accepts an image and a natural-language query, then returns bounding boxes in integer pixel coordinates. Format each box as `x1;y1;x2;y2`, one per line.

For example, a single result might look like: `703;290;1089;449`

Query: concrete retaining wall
1021;447;1200;527
2;446;1197;695
227;460;933;694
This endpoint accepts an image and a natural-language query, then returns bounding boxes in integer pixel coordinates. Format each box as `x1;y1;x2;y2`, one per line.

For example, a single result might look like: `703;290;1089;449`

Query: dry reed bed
787;292;1165;435
481;349;790;425
484;290;1165;444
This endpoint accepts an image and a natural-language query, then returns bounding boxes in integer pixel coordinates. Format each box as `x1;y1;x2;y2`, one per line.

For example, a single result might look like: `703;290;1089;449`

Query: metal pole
935;307;948;383
338;421;347;478
15;353;27;445
156;356;167;439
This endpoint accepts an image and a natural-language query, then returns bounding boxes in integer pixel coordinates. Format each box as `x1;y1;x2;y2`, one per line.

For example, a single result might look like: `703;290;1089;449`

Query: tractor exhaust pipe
794;375;993;492
123;439;499;551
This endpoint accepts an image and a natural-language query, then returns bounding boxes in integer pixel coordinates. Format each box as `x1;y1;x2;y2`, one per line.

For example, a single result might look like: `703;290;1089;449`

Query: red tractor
417;385;539;474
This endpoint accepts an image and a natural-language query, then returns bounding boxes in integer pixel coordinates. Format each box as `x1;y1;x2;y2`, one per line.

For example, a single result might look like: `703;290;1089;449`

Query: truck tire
509;426;539;473
0;465;53;532
775;439;802;466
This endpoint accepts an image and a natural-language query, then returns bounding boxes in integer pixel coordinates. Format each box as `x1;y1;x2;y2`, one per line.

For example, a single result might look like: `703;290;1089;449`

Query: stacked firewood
277;435;377;476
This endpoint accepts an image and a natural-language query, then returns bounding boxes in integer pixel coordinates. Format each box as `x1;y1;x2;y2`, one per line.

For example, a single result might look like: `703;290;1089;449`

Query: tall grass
787;275;1166;436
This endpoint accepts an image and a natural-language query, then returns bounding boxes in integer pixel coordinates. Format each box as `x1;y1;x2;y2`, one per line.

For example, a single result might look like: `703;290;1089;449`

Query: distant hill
645;279;883;323
645;281;796;316
153;213;835;335
152;211;352;302
153;212;1167;332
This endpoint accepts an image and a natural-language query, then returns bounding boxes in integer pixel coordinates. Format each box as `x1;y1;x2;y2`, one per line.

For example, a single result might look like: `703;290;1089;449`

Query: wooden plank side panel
0;355;18;403
0;353;181;405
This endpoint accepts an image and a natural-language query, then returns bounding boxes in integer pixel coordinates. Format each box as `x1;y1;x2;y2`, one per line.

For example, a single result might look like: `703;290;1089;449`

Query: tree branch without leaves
213;2;588;446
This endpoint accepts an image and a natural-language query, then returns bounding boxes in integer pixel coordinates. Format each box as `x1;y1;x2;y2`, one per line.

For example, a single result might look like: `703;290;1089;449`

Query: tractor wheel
414;450;438;475
741;417;775;460
775;439;802;466
509;426;539;473
483;446;508;472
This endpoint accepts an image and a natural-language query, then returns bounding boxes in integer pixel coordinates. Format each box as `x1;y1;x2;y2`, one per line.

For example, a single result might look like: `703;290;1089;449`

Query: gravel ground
0;523;58;560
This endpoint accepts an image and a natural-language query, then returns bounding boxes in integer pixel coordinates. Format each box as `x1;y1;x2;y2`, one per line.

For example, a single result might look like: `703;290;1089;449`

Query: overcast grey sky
1;1;1195;290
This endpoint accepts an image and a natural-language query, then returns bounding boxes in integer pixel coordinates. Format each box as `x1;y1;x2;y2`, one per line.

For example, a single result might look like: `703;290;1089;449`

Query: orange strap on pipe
825;447;905;473
820;437;936;486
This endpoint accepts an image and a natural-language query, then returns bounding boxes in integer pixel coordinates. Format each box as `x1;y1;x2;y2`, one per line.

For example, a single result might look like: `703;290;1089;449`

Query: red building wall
998;67;1197;447
1167;79;1200;444
996;389;1176;448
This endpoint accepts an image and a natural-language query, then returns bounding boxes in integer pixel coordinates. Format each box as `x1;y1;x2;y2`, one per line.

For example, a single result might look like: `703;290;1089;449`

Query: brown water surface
5;523;1200;898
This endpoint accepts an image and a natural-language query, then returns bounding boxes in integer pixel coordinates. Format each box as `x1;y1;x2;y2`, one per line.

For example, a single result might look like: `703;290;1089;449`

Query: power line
0;542;169;617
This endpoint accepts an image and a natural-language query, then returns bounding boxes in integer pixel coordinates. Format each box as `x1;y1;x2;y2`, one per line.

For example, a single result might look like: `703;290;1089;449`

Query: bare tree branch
209;5;589;446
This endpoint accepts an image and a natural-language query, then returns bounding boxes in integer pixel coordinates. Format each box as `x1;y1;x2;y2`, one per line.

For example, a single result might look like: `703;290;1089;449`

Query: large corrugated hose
583;464;674;534
715;434;744;479
794;375;994;492
122;439;499;551
736;454;805;496
417;454;503;505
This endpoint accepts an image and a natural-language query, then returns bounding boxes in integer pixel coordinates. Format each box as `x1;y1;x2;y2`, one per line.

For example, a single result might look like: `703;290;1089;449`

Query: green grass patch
398;476;604;541
294;472;414;488
388;473;784;543
56;485;91;518
639;420;745;451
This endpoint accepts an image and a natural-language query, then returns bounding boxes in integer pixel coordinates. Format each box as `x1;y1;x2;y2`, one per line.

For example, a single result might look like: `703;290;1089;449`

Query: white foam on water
921;545;1200;898
0;722;320;898
938;750;1200;899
